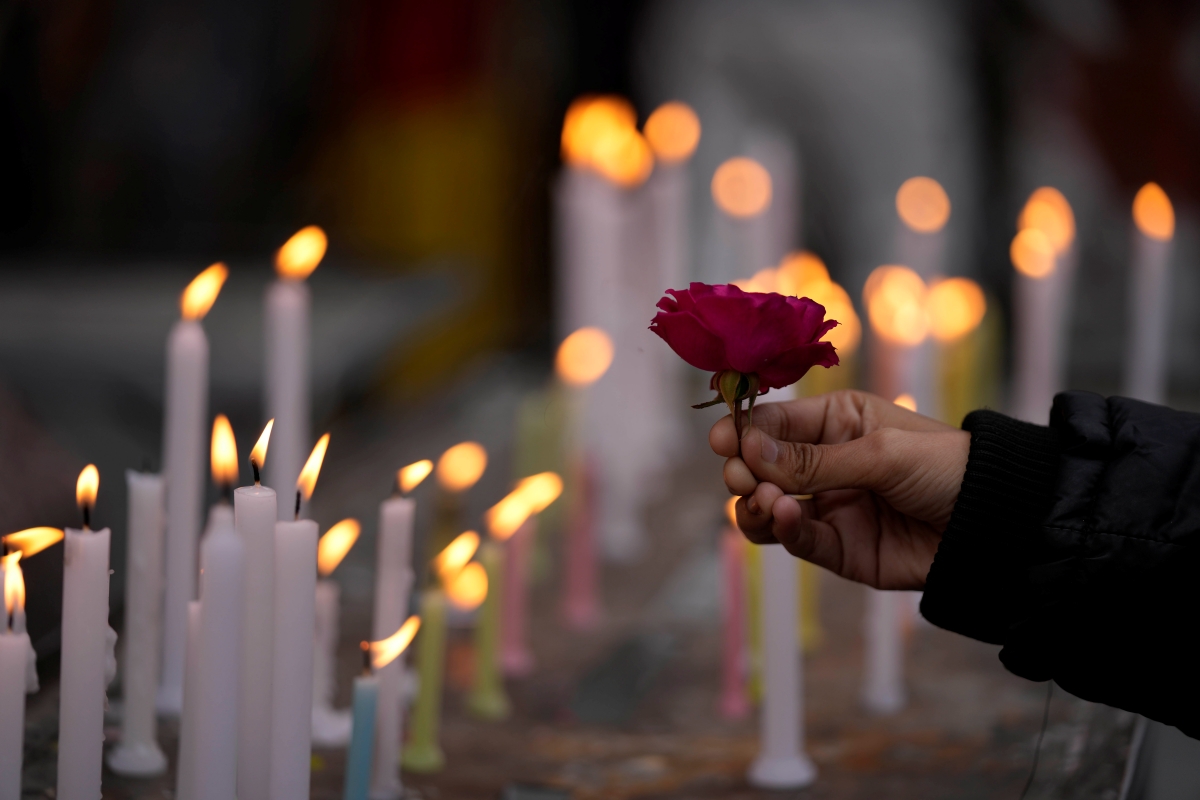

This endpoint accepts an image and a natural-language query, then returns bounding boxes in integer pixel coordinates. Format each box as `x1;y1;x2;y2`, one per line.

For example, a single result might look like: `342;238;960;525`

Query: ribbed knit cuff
920;410;1060;644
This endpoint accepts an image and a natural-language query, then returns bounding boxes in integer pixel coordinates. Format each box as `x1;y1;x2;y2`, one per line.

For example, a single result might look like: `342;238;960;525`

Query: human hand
710;390;970;590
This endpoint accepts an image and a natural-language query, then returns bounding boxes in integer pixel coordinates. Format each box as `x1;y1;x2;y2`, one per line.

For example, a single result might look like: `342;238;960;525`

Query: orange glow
894;394;918;412
485;472;564;541
712;157;772;219
76;464;99;510
250;419;273;473
275;225;327;280
398;460;434;494
725;496;738;528
435;442;487;493
561;96;637;167
370;615;421;670
2;527;64;558
926;278;987;343
1133;182;1175;241
643;102;701;163
1010;228;1056;279
211;414;239;487
317;518;359;577
180;263;229;321
776;252;862;355
3;552;23;617
863;265;928;346
434;531;480;582
592;125;654;188
446;562;488;611
733;267;779;294
297;434;330;501
896;177;951;233
555;327;614;387
1018;187;1075;253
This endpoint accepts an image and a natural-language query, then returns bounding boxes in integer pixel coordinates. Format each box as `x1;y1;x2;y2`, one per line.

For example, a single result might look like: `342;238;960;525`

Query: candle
236;420;276;800
354;618;420;800
1;553;31;799
862;589;906;713
57;465;112;800
176;600;202;800
1124;182;1176;403
106;471;168;776
265;226;326;519
313;518;359;746
926;277;988;425
431;442;487;555
747;544;816;789
467;539;508;720
718;512;748;720
1;527;62;691
270;434;328;800
370;465;424;799
160;263;227;714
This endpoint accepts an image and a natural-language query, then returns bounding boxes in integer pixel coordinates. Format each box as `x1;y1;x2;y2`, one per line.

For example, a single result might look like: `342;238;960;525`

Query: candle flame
370;615;421;670
251;419;273;471
211;414;239;487
863;265;928;346
3;552;22;617
435;442;487;493
2;527;64;557
926;277;986;343
592;125;654;188
712;157;772;219
317;518;359;577
1018;187;1075;253
485;472;564;541
434;530;479;582
1133;182;1175;241
775;252;862;355
276;225;327;280
896;177;951;233
561;95;637;167
1010;228;1056;279
297;434;330;501
894;394;918;412
398;459;433;494
76;464;99;510
181;263;229;321
445;562;488;611
555;327;614;387
643;101;701;164
725;496;738;528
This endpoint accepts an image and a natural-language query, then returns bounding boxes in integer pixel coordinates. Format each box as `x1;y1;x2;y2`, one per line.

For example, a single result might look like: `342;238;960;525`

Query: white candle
161;264;226;713
861;589;906;713
747;544;815;789
107;471;168;777
312;578;350;746
0;629;28;800
176;600;202;800
1124;182;1176;403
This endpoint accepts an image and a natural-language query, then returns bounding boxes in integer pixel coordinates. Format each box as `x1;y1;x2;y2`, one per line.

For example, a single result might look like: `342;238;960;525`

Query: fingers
739;424;905;496
723;456;759;496
733;492;778;545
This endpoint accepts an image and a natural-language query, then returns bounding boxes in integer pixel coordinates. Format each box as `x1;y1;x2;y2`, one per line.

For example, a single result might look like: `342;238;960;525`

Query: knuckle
783;441;820;485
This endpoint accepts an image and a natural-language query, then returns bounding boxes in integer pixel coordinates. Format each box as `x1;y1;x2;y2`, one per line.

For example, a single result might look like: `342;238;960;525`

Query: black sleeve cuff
919;410;1060;644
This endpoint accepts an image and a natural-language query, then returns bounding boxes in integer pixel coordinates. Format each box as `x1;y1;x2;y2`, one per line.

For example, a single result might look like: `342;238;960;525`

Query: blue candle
343;664;379;800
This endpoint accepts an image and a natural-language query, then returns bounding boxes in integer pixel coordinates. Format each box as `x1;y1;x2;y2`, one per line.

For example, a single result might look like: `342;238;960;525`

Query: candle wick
360;641;371;675
220;483;233;504
251;458;261;486
82;505;91;532
294;490;302;521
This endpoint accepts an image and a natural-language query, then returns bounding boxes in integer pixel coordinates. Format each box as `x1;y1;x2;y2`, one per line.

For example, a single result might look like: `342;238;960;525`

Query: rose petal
756;342;840;389
649;309;730;373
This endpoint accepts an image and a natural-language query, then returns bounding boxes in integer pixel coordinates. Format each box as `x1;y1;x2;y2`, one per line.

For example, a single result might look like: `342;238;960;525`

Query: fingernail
747;496;760;514
758;432;779;464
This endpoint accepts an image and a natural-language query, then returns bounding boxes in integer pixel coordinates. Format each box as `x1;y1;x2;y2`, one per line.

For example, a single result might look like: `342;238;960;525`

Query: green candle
401;589;446;773
467;540;509;719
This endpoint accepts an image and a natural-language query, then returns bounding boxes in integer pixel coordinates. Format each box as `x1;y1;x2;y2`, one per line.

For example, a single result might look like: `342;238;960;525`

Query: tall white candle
1;553;31;800
176;600;202;800
312;518;358;746
160;264;227;713
1124;182;1176;404
861;589;906;713
747;544;815;789
107;471;168;777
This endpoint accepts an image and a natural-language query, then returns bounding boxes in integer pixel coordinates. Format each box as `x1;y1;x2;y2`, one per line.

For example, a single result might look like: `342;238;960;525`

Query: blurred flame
485;472;564;541
3;527;64;558
643;102;701;163
276;226;327;280
297;434;330;501
1018;187;1075;253
712;157;772;219
1133;182;1175;241
445;562;488;611
561;96;636;166
893;394;918;412
317;518;359;577
776;252;862;355
896;177;951;233
1010;228;1056;279
251;419;273;472
863;265;928;346
556;327;614;387
398;460;433;494
370;615;420;670
926;278;987;343
77;464;99;510
725;496;738;528
592;125;654;188
211;414;239;486
436;442;487;493
3;552;22;617
434;531;480;582
180;263;229;321
733;267;778;294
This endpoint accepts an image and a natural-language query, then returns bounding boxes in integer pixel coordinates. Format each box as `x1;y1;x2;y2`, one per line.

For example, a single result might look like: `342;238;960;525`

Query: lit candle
467;539;507;720
1;527;62;690
430;442;487;557
350;618;420;800
718;499;748;720
57;465;112;800
107;471;169;776
265;226;326;519
1;552;31;799
370;461;428;799
1124;183;1175;403
312;518;359;746
926;277;988;425
747;544;816;789
176;600;202;800
270;434;328;800
236;420;276;800
160;263;227;714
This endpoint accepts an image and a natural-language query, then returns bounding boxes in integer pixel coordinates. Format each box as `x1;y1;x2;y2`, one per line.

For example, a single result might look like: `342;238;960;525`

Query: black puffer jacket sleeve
921;391;1200;738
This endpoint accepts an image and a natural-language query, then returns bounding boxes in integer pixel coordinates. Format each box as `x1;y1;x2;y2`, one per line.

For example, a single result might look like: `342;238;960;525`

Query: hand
710;390;970;590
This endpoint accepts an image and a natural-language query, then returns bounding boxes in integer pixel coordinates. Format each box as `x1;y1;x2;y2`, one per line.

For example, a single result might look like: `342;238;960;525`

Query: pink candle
501;518;536;676
560;457;599;629
719;526;749;720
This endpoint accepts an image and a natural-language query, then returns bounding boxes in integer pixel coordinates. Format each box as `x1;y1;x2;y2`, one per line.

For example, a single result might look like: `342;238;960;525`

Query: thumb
740;425;907;496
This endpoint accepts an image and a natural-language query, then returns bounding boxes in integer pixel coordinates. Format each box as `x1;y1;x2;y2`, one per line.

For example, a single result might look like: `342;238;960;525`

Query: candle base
400;741;445;773
106;741;168;777
311;704;352;747
155;684;184;717
747;753;817;789
467;685;511;721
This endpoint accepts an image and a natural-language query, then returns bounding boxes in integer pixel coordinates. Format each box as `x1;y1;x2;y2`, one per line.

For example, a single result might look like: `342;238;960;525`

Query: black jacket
921;391;1200;738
